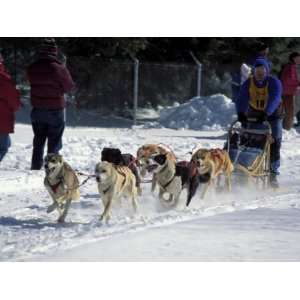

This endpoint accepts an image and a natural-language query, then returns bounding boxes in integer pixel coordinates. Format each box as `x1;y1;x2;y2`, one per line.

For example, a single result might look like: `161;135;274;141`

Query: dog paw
139;215;147;223
99;215;110;224
47;203;57;214
137;187;142;196
57;217;65;223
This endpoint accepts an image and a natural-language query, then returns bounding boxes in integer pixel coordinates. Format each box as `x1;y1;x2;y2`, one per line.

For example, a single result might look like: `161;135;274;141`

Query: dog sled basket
225;119;272;179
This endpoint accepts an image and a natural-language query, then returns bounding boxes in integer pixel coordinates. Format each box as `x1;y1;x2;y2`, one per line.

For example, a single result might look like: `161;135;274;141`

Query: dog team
44;144;234;223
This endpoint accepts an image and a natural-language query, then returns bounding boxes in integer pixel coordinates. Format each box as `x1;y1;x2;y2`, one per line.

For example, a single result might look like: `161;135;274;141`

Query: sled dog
44;153;80;223
95;161;138;223
146;153;209;207
136;143;177;192
191;148;234;199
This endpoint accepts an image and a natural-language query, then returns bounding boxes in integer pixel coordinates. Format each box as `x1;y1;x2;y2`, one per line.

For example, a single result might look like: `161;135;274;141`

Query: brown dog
136;144;177;192
191;148;234;199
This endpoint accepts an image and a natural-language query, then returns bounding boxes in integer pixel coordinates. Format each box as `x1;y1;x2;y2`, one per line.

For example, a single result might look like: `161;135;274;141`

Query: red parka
0;63;21;133
27;54;75;109
280;63;300;96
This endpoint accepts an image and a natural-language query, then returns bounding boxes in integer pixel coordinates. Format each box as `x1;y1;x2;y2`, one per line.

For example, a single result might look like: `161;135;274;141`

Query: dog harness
162;175;175;190
102;185;111;194
47;177;63;193
102;166;127;195
162;161;198;190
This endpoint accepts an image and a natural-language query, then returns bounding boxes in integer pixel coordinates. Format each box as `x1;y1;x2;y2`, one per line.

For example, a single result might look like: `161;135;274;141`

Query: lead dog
191;148;234;199
136;144;177;192
44;153;80;223
95;161;138;223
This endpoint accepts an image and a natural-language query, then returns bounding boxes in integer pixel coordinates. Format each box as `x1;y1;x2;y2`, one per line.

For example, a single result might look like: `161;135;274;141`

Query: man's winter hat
39;38;58;55
253;58;270;74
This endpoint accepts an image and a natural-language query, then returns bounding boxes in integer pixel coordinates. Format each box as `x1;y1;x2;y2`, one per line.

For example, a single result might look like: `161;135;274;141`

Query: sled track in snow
2;185;298;261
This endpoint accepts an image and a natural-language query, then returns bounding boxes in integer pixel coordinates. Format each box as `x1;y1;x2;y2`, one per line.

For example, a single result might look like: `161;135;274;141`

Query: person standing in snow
279;52;300;130
27;38;75;170
236;58;283;188
0;53;21;162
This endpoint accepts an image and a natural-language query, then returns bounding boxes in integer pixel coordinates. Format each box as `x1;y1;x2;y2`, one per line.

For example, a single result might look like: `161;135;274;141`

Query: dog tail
186;176;200;207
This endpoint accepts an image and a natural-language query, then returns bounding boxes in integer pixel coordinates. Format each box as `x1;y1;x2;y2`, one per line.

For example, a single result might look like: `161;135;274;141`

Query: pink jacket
280;63;300;96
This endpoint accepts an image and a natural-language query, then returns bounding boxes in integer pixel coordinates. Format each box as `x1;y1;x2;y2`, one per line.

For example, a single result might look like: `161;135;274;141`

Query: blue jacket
237;76;282;116
237;59;282;116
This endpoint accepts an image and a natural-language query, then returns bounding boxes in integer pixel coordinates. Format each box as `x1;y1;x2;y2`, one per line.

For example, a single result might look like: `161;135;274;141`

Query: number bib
249;77;268;111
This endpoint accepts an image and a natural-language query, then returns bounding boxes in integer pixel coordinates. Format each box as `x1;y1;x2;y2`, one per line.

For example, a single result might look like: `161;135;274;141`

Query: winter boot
270;173;279;189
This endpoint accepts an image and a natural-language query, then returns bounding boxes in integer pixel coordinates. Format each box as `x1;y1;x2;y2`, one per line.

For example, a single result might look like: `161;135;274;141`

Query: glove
257;112;267;123
238;113;247;123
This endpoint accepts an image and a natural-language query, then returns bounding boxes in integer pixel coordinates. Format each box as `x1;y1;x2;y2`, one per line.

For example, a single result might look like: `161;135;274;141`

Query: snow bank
159;94;236;130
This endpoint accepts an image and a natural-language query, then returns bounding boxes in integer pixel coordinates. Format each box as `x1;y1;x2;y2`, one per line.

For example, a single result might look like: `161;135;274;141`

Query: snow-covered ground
1;103;300;261
159;94;236;130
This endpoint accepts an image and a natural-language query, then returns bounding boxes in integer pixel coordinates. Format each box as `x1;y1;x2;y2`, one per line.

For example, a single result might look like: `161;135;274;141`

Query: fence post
133;59;139;125
190;51;202;97
128;53;139;125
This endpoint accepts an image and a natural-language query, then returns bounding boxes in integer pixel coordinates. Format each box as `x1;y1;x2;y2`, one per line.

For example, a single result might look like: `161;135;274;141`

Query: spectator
280;52;300;130
27;38;75;170
0;53;21;162
230;63;251;106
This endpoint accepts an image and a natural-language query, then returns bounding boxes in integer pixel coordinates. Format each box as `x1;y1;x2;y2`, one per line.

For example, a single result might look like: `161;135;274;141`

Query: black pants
31;108;65;170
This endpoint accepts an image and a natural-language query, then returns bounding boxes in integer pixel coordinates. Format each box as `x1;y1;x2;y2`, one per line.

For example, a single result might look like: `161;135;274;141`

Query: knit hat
39;38;58;55
253;58;270;74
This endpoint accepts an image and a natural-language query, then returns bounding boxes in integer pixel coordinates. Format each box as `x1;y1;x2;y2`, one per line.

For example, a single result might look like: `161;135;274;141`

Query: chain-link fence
67;57;201;117
3;52;236;124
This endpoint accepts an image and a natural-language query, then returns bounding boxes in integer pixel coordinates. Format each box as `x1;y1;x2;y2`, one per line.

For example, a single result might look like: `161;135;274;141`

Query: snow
1;99;300;261
159;94;237;130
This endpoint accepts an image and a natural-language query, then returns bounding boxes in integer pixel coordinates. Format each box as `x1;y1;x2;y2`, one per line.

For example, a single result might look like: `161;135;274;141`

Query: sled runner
225;119;272;187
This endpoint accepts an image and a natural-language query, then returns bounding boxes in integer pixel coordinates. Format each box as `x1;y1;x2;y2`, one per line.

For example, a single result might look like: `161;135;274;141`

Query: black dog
101;147;141;189
152;154;210;206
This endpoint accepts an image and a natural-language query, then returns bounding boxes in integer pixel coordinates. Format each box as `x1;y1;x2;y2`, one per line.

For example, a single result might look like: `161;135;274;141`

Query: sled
225;119;272;187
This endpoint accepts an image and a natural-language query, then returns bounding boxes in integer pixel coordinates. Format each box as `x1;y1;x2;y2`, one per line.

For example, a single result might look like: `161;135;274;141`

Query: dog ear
101;148;109;161
45;153;55;161
153;154;167;165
